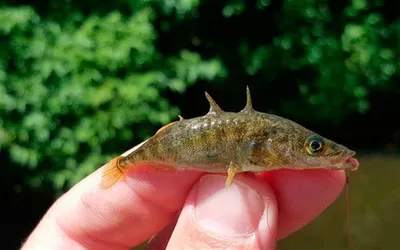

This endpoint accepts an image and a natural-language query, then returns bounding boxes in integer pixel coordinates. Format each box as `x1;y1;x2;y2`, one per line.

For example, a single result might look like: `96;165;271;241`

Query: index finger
22;153;203;249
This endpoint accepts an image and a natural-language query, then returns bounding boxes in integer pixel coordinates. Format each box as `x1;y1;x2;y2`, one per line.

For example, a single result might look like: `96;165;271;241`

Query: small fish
100;87;359;189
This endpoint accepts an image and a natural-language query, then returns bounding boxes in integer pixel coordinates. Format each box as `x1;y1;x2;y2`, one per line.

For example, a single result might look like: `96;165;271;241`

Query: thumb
166;174;278;250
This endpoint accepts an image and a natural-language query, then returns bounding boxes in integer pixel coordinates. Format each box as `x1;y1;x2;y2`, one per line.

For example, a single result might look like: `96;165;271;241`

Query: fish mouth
342;150;359;171
329;150;359;171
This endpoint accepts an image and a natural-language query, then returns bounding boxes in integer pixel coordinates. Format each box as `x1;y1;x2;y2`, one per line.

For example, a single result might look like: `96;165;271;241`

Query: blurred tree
0;2;225;194
158;0;399;124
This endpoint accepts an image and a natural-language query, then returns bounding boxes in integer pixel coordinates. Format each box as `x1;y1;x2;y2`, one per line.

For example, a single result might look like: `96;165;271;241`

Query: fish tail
100;156;127;189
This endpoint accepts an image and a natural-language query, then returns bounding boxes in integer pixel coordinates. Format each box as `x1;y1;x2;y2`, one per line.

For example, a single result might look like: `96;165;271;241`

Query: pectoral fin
250;146;281;167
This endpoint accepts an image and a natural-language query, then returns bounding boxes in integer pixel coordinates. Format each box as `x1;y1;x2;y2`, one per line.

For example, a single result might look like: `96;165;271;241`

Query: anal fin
225;162;240;189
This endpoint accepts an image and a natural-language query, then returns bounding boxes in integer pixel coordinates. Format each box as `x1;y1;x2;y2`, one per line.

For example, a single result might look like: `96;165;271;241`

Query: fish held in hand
100;86;359;189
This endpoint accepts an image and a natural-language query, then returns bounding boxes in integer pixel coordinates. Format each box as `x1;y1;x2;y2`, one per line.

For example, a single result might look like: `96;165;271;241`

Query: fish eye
305;136;325;155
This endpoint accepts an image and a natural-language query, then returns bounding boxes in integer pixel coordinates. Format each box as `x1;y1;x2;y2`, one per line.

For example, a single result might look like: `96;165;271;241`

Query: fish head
287;132;359;171
256;118;359;171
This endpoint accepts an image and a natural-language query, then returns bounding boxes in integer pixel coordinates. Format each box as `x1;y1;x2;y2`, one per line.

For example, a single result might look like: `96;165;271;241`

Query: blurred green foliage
0;1;225;192
1;0;400;194
219;0;398;122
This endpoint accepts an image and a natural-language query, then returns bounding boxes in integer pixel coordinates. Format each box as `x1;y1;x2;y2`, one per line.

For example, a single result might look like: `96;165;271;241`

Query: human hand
21;149;346;249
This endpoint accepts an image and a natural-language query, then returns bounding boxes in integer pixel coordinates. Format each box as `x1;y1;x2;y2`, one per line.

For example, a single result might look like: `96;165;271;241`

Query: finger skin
22;165;345;250
22;165;203;250
258;169;346;239
149;170;346;249
166;175;278;250
146;218;178;250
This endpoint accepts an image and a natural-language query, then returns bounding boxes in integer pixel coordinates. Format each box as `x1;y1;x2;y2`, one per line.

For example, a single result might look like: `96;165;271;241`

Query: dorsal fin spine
205;92;223;116
241;86;255;113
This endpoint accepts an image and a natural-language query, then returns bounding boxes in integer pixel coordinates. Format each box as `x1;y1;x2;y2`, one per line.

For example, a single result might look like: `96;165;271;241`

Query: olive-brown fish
100;87;359;189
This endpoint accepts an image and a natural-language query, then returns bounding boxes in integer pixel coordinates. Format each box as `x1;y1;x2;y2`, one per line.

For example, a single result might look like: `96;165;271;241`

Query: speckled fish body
124;112;324;172
100;87;359;189
123;111;284;173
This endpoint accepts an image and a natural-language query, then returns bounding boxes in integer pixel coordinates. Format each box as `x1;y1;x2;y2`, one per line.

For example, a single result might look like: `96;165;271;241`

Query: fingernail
194;175;265;238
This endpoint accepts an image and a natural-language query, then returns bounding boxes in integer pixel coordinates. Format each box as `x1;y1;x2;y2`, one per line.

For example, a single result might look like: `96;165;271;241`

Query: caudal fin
100;156;126;189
